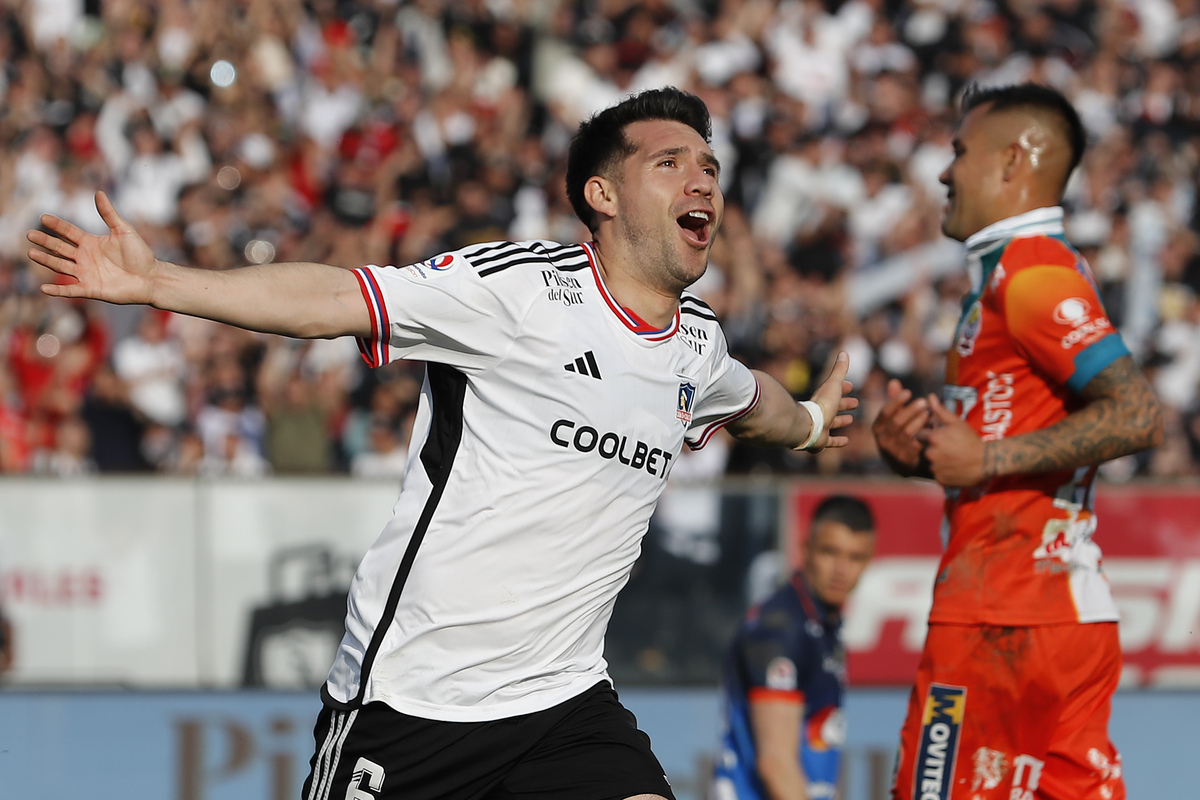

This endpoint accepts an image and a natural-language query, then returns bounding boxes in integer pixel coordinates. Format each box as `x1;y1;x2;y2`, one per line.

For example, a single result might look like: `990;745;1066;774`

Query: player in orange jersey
872;83;1163;800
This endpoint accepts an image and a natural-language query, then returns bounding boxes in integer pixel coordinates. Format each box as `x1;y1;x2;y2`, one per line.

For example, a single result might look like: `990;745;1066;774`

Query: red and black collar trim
582;242;679;341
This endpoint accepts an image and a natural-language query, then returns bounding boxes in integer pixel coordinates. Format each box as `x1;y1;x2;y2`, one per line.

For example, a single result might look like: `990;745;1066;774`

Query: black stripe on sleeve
527;241;581;258
463;241;525;263
467;242;529;266
681;306;719;322
680;295;716;313
462;242;591;276
466;241;579;268
477;253;589;278
477;256;553;277
463;241;585;268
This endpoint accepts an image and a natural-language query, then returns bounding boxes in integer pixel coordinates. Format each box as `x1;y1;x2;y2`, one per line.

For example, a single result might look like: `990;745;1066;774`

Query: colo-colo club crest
676;381;696;424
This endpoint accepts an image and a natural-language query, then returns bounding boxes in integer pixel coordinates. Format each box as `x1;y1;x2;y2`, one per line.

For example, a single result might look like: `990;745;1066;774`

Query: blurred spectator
195;353;269;477
341;371;419;465
257;338;347;474
350;415;413;480
4;296;108;463
31;412;95;476
80;363;152;472
0;363;30;473
261;368;335;474
96;95;211;227
158;426;205;476
112;309;187;429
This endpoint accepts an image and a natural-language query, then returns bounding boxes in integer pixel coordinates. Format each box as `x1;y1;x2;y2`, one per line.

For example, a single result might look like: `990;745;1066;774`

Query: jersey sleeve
685;325;760;449
1002;265;1130;394
737;607;808;705
352;248;525;373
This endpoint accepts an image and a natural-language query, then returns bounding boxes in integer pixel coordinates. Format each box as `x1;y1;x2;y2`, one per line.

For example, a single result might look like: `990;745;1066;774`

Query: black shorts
302;681;675;800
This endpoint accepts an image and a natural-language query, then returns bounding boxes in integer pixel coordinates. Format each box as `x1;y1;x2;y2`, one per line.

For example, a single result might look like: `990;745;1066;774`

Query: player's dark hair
566;87;712;232
959;82;1086;185
811;495;875;534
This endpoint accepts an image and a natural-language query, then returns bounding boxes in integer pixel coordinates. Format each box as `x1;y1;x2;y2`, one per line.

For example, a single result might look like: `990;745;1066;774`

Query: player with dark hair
27;86;857;800
713;495;876;800
958;83;1087;181
566;88;714;231
872;83;1162;800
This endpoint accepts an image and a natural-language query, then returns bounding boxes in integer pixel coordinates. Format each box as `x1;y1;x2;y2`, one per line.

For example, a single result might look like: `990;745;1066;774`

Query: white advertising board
0;477;399;688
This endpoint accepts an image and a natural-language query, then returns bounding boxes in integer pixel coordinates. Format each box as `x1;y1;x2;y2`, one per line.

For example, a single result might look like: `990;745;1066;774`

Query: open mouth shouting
677;208;713;247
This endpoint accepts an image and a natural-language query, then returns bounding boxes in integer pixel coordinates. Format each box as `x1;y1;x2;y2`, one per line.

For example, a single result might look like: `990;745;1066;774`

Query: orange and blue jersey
714;573;846;800
934;206;1129;626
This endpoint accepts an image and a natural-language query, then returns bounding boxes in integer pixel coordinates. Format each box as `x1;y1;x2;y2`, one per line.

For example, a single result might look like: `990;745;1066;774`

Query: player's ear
1001;141;1024;182
584;176;618;223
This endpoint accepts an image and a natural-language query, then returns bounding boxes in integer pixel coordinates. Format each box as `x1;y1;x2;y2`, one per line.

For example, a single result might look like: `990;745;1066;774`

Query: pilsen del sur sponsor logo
678;323;709;355
913;683;966;800
541;269;584;306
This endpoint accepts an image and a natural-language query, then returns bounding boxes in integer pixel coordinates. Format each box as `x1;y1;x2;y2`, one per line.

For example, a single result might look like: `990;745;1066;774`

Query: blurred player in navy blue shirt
714;495;876;800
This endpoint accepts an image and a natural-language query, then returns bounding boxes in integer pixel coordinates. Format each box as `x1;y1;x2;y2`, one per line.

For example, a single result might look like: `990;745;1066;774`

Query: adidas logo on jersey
564;351;602;379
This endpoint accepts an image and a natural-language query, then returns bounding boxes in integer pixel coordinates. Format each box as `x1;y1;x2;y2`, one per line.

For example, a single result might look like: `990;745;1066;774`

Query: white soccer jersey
325;240;760;722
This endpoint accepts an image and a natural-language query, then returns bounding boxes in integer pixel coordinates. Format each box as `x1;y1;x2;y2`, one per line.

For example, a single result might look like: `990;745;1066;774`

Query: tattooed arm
921;356;1163;488
984;355;1162;477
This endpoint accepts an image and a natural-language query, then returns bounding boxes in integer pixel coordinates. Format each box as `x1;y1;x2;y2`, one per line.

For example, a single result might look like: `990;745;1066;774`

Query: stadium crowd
1;0;1198;480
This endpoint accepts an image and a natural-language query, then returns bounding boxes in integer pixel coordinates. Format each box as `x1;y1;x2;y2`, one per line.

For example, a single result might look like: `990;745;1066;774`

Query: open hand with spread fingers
728;352;859;452
806;351;859;452
27;191;161;306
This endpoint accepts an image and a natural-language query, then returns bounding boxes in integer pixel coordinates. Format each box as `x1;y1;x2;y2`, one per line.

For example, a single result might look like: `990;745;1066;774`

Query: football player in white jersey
28;87;857;800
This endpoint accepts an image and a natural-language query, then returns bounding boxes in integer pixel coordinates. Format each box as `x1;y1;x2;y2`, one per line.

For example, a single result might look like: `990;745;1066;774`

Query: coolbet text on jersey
935;206;1128;627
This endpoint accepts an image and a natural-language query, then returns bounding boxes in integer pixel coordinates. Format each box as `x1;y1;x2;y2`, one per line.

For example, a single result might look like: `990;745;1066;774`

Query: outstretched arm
28;191;371;339
728;352;858;451
921;355;1163;487
983;355;1162;478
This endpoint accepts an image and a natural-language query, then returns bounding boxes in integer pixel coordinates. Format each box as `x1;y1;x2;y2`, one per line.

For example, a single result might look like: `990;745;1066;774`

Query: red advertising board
789;482;1200;688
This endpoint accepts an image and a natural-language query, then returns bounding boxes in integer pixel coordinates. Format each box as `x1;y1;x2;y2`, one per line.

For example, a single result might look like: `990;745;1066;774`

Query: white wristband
795;400;824;452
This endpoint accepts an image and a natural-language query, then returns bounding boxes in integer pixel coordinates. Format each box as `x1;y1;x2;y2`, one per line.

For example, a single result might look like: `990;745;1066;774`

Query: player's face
802;520;874;607
612;119;723;292
939;104;1007;242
